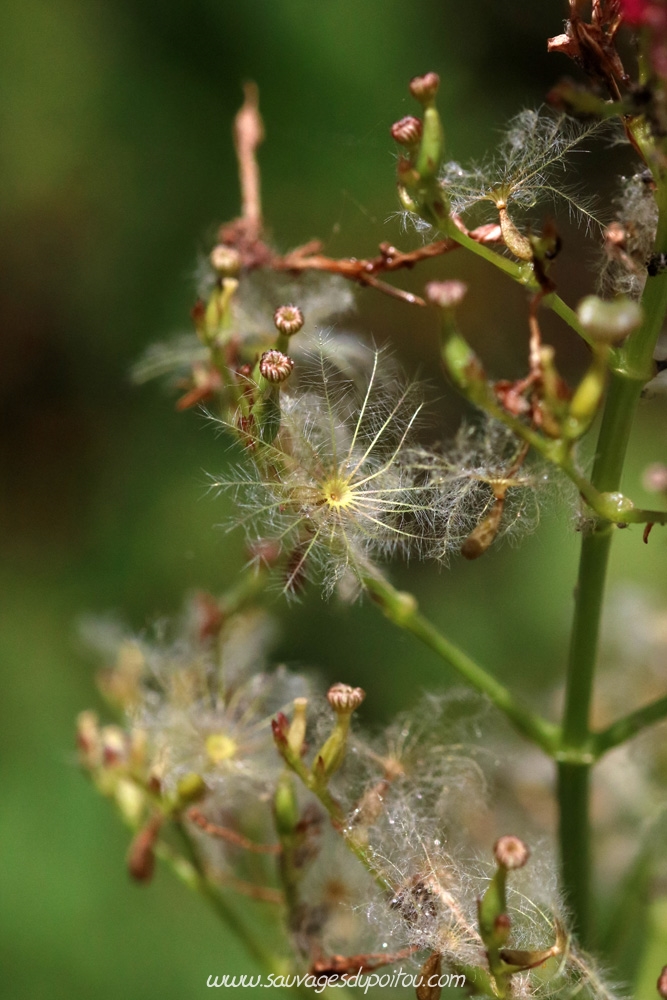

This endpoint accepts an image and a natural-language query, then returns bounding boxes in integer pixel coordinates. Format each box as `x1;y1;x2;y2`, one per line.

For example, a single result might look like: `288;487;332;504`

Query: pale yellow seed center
205;733;238;763
321;476;353;510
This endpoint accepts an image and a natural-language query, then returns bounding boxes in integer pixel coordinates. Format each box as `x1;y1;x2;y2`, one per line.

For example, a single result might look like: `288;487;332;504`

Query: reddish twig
220;875;284;905
271;223;501;307
233;82;265;240
188;807;282;855
310;945;419;979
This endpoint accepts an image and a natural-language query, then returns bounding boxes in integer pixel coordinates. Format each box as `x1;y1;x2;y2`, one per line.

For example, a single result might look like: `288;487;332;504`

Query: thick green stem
556;764;591;941
558;190;667;947
363;573;560;755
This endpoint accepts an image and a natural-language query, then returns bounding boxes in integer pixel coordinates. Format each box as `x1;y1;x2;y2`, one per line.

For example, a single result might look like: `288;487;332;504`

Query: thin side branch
594;693;667;756
188;806;282;855
233;81;264;238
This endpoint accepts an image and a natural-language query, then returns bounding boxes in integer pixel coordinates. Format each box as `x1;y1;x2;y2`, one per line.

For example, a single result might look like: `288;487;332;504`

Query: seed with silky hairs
259;350;294;383
391;116;423;146
273;304;304;336
327;682;366;714
409;72;440;103
425;280;468;310
493;835;530;870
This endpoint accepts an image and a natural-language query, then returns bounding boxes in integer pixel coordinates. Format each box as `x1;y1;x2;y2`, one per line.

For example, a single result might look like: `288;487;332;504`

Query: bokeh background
3;1;667;997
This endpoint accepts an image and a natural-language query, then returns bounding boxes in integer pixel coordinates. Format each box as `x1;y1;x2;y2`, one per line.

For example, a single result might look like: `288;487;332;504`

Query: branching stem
557;186;667;946
362;572;560;756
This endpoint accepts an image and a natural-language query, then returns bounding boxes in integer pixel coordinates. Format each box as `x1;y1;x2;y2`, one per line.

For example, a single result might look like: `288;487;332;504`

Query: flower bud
327;682;365;715
273;773;300;836
577;295;643;344
115;777;146;824
259;350;294;383
494;835;530;870
425;280;468;310
127;814;162;883
287;697;308;756
101;725;128;767
273;304;304;337
564;349;607;440
390;116;423;148
76;710;100;764
479;836;531;972
175;772;207;808
202;278;238;344
209;244;241;276
409;72;440;104
313;684;365;785
271;712;290;751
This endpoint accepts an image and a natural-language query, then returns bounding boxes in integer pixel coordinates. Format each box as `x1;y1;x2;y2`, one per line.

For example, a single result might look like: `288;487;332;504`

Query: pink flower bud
273;304;304;336
425;280;468;309
259;350;294;383
409;72;440;103
327;682;366;714
390;116;423;146
494;835;530;870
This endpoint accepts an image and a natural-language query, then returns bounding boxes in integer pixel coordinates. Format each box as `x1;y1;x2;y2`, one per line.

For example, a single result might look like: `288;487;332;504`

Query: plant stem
594;693;667;755
363;573;560;755
157;832;284;977
558;190;667;947
440;212;591;342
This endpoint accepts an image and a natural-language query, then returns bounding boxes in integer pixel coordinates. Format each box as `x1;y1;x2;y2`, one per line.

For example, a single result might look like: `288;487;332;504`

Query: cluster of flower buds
76;709;206;882
476;836;567;996
273;683;366;793
392;73;447;227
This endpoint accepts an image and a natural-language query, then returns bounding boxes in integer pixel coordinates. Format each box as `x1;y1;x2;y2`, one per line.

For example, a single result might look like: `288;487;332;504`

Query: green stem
594;693;667;755
157;830;284;977
277;740;394;896
556;764;591;941
363;573;560;755
441;212;591;342
557;188;667;947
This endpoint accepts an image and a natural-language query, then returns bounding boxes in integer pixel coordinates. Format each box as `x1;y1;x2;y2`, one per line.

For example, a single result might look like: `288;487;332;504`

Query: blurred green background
2;1;667;997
